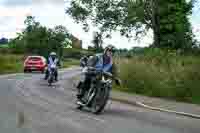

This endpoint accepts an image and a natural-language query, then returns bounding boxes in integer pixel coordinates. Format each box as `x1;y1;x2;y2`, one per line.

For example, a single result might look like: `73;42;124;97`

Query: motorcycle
76;67;116;114
48;64;57;86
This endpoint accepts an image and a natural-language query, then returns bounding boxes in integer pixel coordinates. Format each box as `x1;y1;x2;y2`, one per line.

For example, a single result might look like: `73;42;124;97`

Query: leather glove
115;78;122;86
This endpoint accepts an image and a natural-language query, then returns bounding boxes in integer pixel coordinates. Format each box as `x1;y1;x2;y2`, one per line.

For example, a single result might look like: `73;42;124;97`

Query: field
0;54;24;74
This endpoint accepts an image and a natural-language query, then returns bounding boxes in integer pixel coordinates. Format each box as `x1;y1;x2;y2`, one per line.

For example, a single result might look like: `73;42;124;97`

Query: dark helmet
104;45;115;54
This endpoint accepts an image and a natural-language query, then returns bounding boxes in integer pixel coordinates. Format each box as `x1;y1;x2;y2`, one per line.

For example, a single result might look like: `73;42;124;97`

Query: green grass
0;54;24;74
61;58;79;68
115;54;200;104
0;44;9;48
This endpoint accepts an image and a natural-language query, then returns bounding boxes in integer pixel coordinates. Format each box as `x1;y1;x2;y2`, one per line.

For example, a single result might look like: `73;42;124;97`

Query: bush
62;48;94;59
0;54;24;74
61;58;80;68
0;48;12;54
116;53;200;104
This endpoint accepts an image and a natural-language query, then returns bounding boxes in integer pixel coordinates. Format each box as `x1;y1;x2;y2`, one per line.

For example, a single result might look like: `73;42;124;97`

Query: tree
66;0;195;50
0;37;8;44
11;16;72;57
158;0;194;50
91;31;103;52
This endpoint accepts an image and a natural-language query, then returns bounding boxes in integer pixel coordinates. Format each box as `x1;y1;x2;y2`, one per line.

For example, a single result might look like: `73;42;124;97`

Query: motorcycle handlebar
84;67;121;86
86;67;113;78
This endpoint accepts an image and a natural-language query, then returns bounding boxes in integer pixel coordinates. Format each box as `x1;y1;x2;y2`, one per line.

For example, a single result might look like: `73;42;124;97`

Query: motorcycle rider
44;52;60;81
77;45;121;103
80;55;88;67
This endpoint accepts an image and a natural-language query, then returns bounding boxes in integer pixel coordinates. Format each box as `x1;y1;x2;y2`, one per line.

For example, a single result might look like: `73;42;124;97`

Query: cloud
0;0;31;7
0;0;64;7
33;0;64;5
0;6;31;17
0;16;13;25
0;5;30;38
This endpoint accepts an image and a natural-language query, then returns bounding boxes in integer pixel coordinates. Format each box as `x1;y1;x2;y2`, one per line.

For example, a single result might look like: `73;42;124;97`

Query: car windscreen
29;57;42;61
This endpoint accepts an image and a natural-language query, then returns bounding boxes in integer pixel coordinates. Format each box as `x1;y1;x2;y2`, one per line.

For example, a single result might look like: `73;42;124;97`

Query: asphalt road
0;67;199;133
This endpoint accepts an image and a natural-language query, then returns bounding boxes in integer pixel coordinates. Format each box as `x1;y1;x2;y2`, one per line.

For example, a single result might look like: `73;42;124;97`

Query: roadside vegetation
114;48;200;104
0;52;80;74
0;54;24;74
61;58;80;68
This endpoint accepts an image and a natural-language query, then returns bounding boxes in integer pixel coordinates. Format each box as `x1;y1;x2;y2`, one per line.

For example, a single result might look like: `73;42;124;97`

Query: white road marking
84;114;105;123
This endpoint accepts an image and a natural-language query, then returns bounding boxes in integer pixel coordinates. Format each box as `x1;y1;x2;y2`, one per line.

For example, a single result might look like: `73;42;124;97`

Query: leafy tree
91;31;103;52
158;0;194;50
66;0;195;50
10;16;72;57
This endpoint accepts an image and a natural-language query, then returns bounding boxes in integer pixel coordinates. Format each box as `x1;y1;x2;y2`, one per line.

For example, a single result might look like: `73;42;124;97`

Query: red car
24;56;47;73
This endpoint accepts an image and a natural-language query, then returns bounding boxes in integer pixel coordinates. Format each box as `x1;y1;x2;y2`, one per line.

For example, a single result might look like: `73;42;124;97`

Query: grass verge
0;54;24;74
61;58;79;68
115;55;200;104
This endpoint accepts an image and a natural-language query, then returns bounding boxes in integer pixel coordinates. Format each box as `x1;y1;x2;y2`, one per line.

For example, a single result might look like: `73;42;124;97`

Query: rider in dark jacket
77;45;120;102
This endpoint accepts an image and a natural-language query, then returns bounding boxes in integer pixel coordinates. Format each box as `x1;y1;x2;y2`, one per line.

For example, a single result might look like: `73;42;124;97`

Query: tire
41;70;45;74
48;75;53;86
24;69;27;73
91;85;110;114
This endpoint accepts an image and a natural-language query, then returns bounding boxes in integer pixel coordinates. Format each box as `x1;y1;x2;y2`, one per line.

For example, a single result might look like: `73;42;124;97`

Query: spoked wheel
91;86;110;114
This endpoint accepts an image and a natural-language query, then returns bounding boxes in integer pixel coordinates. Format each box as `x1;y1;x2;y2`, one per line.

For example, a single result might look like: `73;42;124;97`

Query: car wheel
24;69;27;73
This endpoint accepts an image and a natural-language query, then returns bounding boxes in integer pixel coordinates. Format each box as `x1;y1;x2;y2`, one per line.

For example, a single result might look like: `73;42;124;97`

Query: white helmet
50;52;56;56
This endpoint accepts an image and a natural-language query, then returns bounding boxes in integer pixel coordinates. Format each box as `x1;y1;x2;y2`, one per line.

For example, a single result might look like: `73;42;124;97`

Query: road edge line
111;97;200;119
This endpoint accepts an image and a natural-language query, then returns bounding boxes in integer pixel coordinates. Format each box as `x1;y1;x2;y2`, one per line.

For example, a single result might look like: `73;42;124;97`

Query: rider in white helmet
44;52;60;81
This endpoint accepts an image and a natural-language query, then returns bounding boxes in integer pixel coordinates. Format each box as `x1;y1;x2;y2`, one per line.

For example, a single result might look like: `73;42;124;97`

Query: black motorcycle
76;67;117;114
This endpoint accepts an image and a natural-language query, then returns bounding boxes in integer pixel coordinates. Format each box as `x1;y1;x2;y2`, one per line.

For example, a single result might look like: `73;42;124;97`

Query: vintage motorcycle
76;67;119;114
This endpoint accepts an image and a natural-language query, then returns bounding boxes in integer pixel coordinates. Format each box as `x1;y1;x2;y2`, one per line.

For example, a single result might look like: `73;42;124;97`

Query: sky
0;0;199;49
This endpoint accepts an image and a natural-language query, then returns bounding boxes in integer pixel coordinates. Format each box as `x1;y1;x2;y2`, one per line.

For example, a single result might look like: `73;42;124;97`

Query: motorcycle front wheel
48;74;53;86
91;86;110;114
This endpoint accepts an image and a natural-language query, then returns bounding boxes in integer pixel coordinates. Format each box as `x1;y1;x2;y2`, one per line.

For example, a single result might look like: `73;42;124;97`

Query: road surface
0;67;199;133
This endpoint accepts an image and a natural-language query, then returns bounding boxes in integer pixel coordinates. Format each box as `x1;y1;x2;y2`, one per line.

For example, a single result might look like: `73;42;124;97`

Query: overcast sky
0;0;199;49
